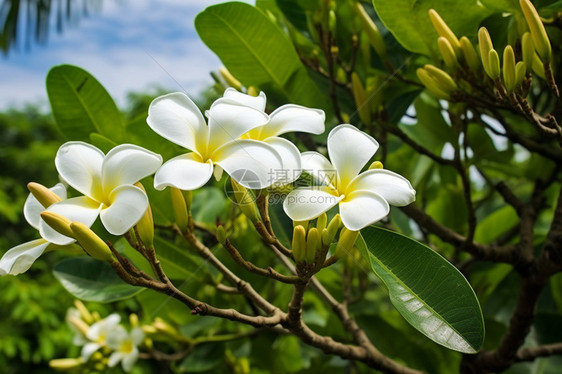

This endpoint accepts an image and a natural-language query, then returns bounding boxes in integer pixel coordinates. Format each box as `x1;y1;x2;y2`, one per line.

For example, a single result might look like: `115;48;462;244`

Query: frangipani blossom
107;326;145;372
40;142;162;245
81;313;121;361
222;88;326;184
283;125;416;231
0;183;67;276
147;92;283;190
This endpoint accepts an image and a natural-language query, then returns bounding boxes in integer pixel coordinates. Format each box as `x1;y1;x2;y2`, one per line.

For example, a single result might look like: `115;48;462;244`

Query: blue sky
0;0;249;110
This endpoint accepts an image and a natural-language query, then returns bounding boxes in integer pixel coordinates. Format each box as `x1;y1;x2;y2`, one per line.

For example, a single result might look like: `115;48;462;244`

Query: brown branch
515;342;562;362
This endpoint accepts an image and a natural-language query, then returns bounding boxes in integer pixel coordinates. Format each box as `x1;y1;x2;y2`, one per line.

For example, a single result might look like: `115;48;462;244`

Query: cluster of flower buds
50;301;147;372
418;0;558;102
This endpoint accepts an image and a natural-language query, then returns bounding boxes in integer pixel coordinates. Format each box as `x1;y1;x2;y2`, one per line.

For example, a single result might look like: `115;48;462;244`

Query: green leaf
373;0;491;56
358;226;484;353
46;64;125;142
195;2;328;109
53;256;142;302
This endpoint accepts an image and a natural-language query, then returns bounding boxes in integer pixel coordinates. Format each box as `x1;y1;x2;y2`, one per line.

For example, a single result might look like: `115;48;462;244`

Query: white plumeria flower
147;92;283;190
221;88;326;184
81;313;121;361
107;326;145;372
40;142;163;245
0;183;67;276
283;125;416;231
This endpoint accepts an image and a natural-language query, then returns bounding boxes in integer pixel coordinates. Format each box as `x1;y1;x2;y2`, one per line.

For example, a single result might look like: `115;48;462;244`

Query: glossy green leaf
358;226;484;353
46;64;125;142
53;256;142;302
195;2;328;109
474;205;518;244
373;0;491;56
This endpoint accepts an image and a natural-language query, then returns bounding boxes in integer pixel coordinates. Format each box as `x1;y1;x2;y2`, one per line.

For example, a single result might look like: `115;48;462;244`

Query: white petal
264;137;302;184
0;239;50;276
300;151;338;189
108;352;124;368
261;104;325;138
147;92;208;152
207;99;269;152
222;87;266;111
327;125;379;189
40;197;102;245
283;188;343;221
100;185;148;235
347;169;416;206
339;190;389;231
81;342;101;361
122;347;139;372
213;139;282;189
56;142;105;200
154;153;213;191
102;144;162;192
24;183;67;229
131;327;145;345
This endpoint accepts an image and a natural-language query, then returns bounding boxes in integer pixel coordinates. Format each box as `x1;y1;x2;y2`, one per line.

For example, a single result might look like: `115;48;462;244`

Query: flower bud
40;211;74;238
321;228;332;247
478;27;494;77
70;222;115;263
305;227;320;264
216;225;227;244
335;228;359;258
460;36;481;72
49;358;83;370
27;182;62;208
503;45;517;92
293;220;309;231
74;300;94;324
230;179;260;223
316;213;328;233
369;161;384;170
326;213;342;243
437;37;458;69
67;315;89;336
514;61;527;88
170;187;189;232
423;65;458;92
351;72;371;125
219;67;242;91
130;313;139;328
354;2;386;57
521;32;534;73
134;182;154;247
153;317;178;336
247;86;259;97
487;49;501;80
520;0;551;62
292;225;307;263
416;68;451;100
532;52;546;79
428;9;461;54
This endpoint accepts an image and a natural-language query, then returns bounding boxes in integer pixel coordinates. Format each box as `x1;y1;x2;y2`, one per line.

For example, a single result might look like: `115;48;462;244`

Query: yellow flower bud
424;65;458;92
170;187;188;232
142;325;158;334
354;2;386;57
49;358;83;370
416;68;451;100
326;213;342;242
514;61;527;88
247;86;259;97
219;66;242;91
478;27;494;77
487;49;501;80
520;0;551;62
532;52;546;79
294;220;309;231
437;37;458;69
230;179;259;223
460;36;481;72
428;9;461;54
321;228;332;247
40;211;74;238
521;32;534;73
369;161;384;170
67;315;89;336
335;228;359;258
316;213;328;233
134;182;154;247
130;313;139;328
216;225;227;244
27;182;62;208
292;225;307;263
503;45;517;92
74;300;94;324
305;227;320;264
351;72;371;125
70;222;115;263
